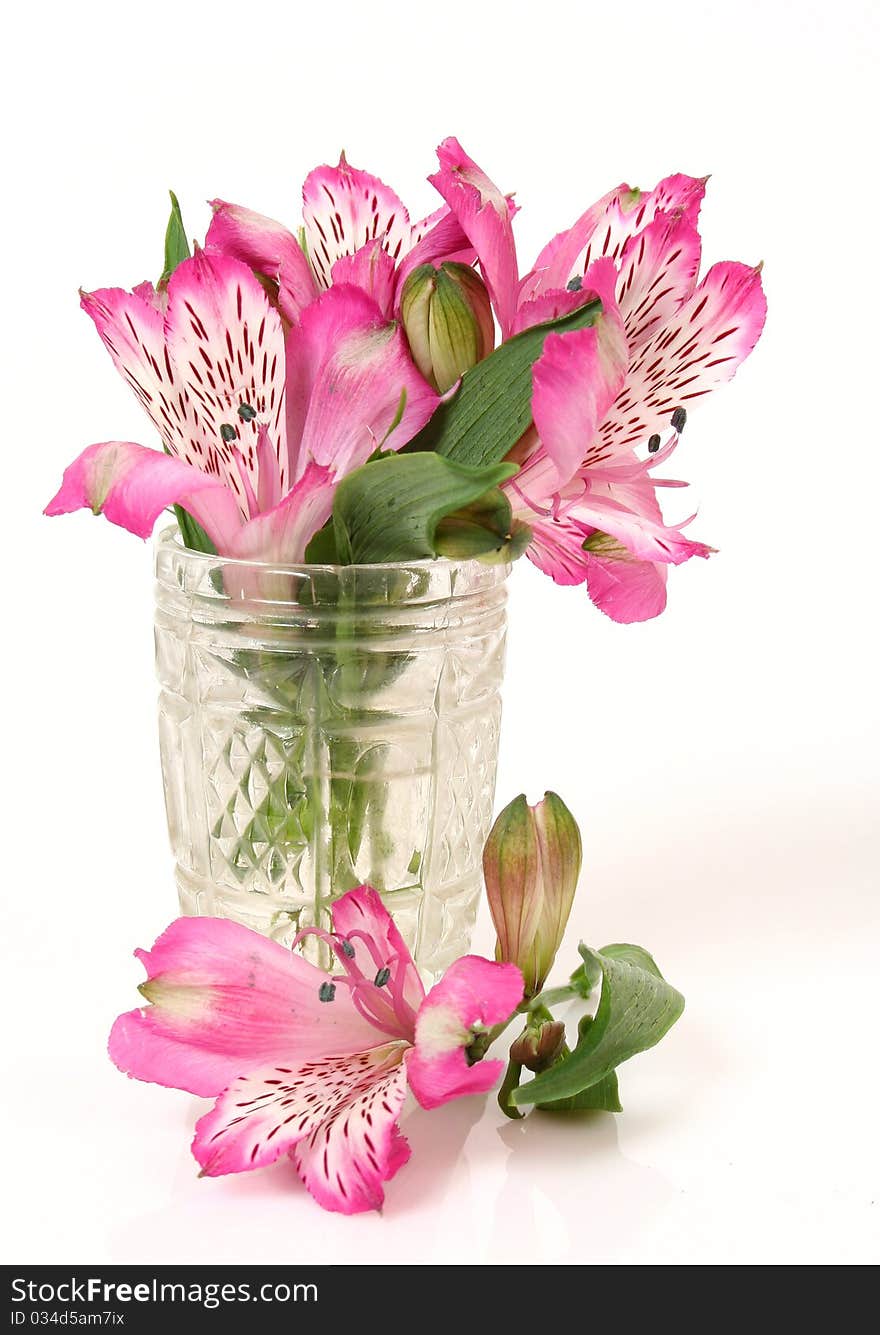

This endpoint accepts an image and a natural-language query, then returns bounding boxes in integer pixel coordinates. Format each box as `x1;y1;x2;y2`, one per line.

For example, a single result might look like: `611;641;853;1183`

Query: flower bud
483;792;582;998
509;1019;566;1073
400;262;494;392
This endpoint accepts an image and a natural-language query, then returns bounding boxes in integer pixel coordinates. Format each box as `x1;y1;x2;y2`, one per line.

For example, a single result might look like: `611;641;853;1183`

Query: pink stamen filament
292;926;410;1036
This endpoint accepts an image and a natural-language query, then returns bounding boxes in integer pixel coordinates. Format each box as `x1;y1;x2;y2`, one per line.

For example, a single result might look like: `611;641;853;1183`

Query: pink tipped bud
483;792;582;998
400;262;494;392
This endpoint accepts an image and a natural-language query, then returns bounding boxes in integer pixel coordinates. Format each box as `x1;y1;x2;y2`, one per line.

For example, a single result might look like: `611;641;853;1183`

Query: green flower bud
400;262;494;392
483;792;582;998
509;1019;567;1073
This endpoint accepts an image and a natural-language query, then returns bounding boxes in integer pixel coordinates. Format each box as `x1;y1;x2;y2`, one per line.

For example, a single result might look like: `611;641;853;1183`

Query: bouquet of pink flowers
44;139;765;1216
46;137;765;622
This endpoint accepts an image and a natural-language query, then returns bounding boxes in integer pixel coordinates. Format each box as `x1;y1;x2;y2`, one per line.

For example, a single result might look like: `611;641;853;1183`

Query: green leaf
160;190;190;284
402;299;602;468
537;1068;622;1114
512;944;684;1106
331;453;518;564
434;489;531;563
599;942;665;978
173;505;216;553
303;519;341;564
568;940;604;998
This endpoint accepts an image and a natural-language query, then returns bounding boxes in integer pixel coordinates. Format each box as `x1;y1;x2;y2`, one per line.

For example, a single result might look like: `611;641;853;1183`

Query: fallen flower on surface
109;886;523;1215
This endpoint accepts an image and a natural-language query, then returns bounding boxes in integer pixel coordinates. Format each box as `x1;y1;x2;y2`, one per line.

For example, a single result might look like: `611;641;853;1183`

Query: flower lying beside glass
111;793;683;1215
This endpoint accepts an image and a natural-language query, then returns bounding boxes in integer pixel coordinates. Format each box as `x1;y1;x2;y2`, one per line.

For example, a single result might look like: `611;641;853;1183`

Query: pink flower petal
43;440;242;548
616;211;702;349
164;249;289;506
108;917;383;1097
292;1048;410;1214
80;284;198;464
285;285;437;482
520;183;624;303
302;155;414;290
597;259;767;455
331;886;426;1037
192;1042;408;1209
521;173;707;303
407;956;524;1111
530;315;629;488
571;490;712;566
584;548;668;623
520;512;591;586
331;242;397;318
225;461;335;566
206;200;317;323
395;207;475;295
429;137;520;337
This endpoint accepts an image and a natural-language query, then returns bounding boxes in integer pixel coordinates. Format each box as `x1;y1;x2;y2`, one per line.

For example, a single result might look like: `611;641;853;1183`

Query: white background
3;0;878;1266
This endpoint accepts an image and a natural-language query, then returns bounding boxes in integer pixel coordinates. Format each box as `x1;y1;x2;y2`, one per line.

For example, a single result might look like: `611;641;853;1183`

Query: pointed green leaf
403;298;602;468
512;944;684;1106
303;519;341;564
160;190;190;284
434;488;531;563
331;453;517;564
537;1068;622;1114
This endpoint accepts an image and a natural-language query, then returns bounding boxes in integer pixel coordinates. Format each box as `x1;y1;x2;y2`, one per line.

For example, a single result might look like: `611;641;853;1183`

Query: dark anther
339;939;355;959
318;982;336;1003
374;967;391;988
220;423;237;442
648;433;661;453
237;403;257;422
566;275;583;292
671;407;687;433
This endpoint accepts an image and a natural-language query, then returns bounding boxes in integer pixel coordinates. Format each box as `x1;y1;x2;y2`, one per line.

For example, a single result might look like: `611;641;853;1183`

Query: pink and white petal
302;156;413;290
206;200;317;323
292;1047;410;1214
132;280;167;313
43;440;242;548
519;183;626;302
598;259;767;454
617;212;702;349
521;174;706;303
395;207;475;295
108;917;383;1097
164;250;288;505
644;172;707;227
192;1042;407;1193
530;284;629;487
571;490;712;565
511;284;598;336
408;956;524;1111
80;285;184;453
286;285;437;481
521;512;591;586
583;545;669;623
222;463;336;602
429;137;519;337
331;242;397;319
331;886;426;1033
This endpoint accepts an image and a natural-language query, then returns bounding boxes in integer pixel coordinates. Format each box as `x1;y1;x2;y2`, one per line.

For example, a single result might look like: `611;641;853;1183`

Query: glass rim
155;523;510;578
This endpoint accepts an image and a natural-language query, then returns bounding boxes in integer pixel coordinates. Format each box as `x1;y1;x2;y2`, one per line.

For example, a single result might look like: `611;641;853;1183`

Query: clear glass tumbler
154;526;509;978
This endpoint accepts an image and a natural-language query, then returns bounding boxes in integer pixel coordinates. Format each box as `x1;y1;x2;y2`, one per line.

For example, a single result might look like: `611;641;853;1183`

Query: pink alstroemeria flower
430;138;767;622
109;887;523;1215
44;248;436;559
206;151;473;322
